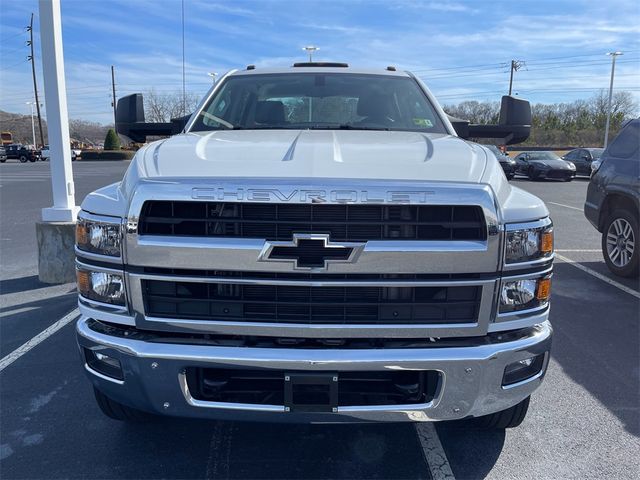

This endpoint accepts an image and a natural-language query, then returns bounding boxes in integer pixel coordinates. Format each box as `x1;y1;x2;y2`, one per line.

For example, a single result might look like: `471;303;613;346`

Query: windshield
528;152;561;161
486;145;507;157
589;148;604;159
189;73;447;133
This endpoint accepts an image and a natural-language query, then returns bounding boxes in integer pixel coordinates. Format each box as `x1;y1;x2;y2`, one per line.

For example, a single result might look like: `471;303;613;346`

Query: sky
1;0;639;125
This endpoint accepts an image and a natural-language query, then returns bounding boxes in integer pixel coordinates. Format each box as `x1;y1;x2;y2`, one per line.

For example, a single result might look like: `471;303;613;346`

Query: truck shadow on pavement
550;262;639;437
110;419;434;479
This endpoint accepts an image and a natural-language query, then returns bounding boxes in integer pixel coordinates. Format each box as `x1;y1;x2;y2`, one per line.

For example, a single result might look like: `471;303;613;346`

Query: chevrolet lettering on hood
192;187;436;204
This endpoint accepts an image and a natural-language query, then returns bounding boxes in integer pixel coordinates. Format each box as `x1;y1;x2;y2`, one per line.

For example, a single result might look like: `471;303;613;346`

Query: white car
40;145;80;161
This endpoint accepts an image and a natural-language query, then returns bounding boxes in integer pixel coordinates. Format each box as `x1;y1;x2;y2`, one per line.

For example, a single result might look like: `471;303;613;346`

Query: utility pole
508;60;525;96
111;65;117;126
27;13;45;147
604;51;623;148
26;102;37;146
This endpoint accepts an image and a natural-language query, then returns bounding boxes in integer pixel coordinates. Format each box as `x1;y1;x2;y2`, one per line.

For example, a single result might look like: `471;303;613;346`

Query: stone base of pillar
36;221;76;284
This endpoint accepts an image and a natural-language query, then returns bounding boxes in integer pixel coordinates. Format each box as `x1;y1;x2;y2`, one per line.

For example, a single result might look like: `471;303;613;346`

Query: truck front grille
138;201;486;241
142;279;481;324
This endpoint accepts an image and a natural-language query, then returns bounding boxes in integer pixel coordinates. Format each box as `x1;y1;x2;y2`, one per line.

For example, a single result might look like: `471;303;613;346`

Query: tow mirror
449;95;532;145
115;94;190;143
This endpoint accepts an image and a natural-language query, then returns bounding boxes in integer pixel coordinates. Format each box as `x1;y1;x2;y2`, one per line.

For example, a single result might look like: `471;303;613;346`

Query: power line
412;50;640;74
0;43;29;57
0;28;28;44
0;58;29;72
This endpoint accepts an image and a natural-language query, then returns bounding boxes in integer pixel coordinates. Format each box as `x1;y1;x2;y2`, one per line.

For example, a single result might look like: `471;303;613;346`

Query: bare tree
444;91;638;146
144;89;200;122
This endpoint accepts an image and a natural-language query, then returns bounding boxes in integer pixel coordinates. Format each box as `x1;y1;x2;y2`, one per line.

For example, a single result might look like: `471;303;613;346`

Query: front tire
602;208;639;277
19;155;28;163
93;388;153;422
474;396;530;429
527;167;537;181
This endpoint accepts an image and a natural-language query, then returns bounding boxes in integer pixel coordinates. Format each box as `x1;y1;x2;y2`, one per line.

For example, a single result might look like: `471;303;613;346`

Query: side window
608;123;640;159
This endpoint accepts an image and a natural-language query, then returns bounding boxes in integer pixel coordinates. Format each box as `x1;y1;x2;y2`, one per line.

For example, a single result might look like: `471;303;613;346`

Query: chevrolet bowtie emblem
258;234;365;271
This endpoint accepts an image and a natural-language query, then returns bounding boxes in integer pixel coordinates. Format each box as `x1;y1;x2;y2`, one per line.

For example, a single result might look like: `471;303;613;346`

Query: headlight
77;268;126;306
505;222;553;264
566;161;576;170
76;216;121;257
500;276;551;313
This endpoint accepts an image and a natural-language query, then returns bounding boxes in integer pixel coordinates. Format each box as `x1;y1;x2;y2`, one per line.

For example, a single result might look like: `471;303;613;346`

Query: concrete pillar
37;0;79;283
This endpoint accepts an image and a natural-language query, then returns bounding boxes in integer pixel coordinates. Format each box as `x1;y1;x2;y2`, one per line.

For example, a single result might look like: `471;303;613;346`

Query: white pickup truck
41;144;81;161
75;63;553;428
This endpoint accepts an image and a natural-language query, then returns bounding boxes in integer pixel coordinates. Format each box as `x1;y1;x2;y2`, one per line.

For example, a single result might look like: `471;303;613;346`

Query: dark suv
584;119;640;277
5;144;41;162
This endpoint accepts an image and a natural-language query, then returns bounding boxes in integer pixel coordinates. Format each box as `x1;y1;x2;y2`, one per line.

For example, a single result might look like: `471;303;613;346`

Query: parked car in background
40;145;80;161
5;144;23;159
5;144;41;162
514;151;576;181
486;145;516;179
563;148;604;176
0;145;7;163
584;119;639;277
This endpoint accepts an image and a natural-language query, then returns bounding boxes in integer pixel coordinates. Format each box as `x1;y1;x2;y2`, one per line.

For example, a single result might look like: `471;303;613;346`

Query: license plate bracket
284;372;338;413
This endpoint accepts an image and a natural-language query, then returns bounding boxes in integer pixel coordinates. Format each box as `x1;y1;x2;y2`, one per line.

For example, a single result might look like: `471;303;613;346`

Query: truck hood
83;132;549;224
134;130;487;183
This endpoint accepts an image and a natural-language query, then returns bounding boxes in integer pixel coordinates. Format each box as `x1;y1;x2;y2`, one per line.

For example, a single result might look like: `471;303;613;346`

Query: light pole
604;51;623;148
303;45;319;62
207;72;218;85
302;46;319;122
26;101;37;147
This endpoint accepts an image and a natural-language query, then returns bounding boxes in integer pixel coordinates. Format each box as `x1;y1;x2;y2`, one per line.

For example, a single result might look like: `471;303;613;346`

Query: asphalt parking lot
1;160;638;479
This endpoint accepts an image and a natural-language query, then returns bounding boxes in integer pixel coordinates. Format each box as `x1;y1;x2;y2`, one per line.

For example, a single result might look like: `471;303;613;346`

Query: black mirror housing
115;93;189;143
452;95;532;145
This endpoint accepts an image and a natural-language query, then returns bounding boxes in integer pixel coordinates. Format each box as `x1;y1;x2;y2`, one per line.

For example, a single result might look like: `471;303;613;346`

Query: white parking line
556;249;601;253
0;308;79;372
415;423;455;479
547;201;582;211
556;254;640;299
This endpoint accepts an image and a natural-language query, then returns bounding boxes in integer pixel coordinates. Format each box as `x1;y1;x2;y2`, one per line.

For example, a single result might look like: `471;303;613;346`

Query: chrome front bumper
77;316;552;423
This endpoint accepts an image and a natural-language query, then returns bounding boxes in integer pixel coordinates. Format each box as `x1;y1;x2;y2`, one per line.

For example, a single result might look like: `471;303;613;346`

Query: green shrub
104;129;121;150
80;150;135;161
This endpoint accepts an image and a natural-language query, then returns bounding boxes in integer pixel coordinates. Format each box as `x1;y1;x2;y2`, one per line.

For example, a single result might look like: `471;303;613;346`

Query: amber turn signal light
76;269;90;295
536;277;552;301
76;223;88;245
540;230;553;254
